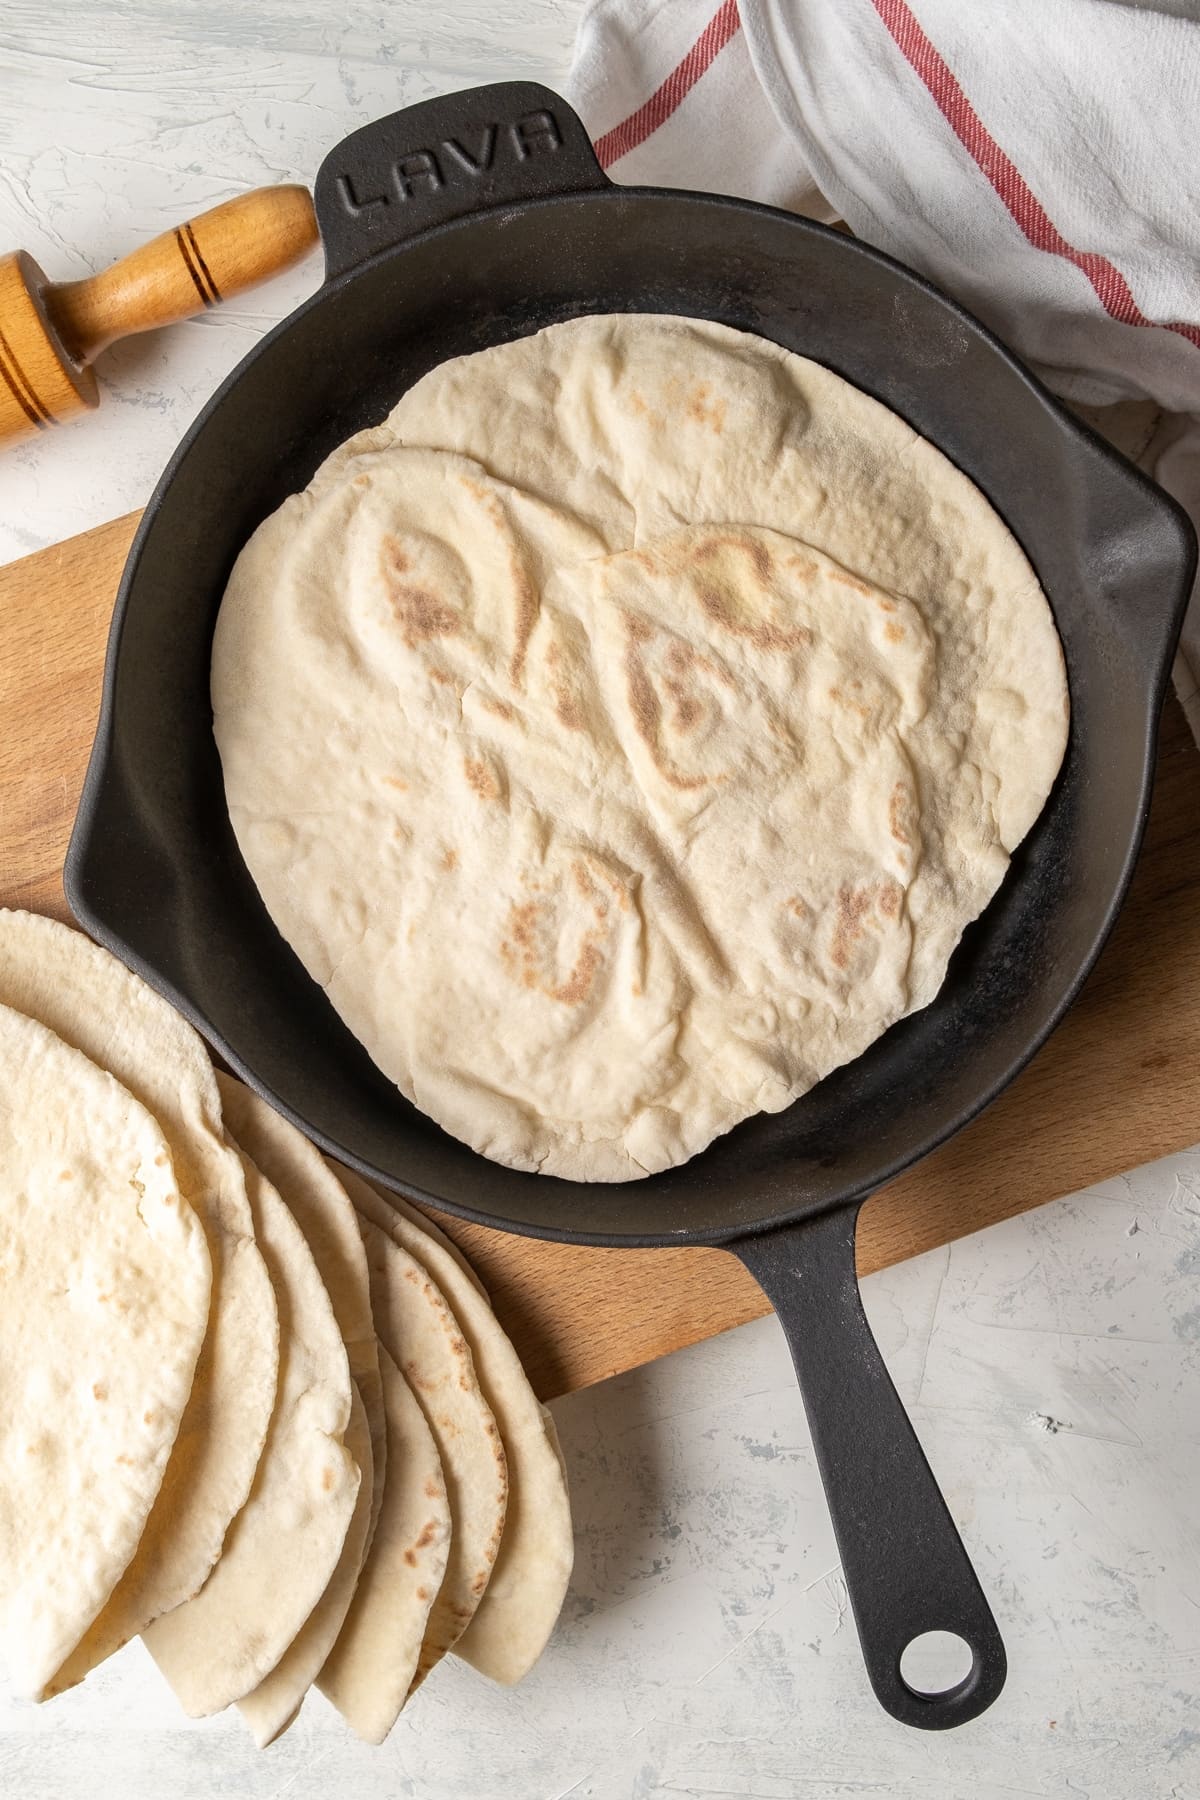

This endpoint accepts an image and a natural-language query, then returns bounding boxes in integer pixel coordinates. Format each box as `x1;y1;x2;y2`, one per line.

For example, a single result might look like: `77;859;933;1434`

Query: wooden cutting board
3;510;1200;1402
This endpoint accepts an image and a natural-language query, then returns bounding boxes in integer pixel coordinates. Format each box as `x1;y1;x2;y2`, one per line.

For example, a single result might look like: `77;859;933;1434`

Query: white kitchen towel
568;0;1200;732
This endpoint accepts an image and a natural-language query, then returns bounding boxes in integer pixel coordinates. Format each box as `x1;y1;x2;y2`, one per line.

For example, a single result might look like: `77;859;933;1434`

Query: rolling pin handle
44;185;319;366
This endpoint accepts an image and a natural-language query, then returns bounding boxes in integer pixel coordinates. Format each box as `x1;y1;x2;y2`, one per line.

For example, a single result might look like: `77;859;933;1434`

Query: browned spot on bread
666;634;738;692
554;684;586;731
425;1478;440;1499
500;895;607;1007
392;591;459;645
786;553;819;580
828;684;872;721
322;1466;334;1491
428;665;456;686
622;619;712;792
382;537;462;646
832;568;873;597
889;782;915;848
696;580;812;653
664;675;703;733
830;884;874;971
631;980;643;996
884;622;904;644
554;938;603;1006
154;1154;167;1168
626;388;666;429
383;774;408;791
143;1411;156;1425
685;533;814;653
441;847;458;872
624;641;662;742
480;694;516;722
694;531;771;586
786;896;808;919
403;1548;418;1567
504;899;542;958
464;757;503;802
416;1585;429;1602
116;1454;134;1465
509;555;538;685
59;1168;74;1180
414;1520;438;1550
92;1383;106;1401
546;642;561;669
685;381;727;433
830;881;904;966
877;595;897;613
573;861;613;923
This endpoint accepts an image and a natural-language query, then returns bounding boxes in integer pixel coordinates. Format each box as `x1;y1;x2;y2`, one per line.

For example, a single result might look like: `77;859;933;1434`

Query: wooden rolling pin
0;186;318;444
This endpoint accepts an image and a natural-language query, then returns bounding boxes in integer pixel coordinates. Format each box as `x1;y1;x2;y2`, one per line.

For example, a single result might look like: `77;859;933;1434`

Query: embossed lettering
443;127;498;175
393;150;444;199
511;109;563;160
336;172;390;217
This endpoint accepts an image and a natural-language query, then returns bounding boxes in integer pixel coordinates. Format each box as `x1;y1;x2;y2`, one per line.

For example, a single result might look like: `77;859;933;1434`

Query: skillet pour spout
65;80;1197;1731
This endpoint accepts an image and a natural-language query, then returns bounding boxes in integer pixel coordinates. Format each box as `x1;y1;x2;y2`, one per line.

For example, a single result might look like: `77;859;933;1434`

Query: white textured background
2;6;1200;1797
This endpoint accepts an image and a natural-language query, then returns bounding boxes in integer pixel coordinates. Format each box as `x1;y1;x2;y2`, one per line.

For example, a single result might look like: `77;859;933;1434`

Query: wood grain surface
2;513;1199;1400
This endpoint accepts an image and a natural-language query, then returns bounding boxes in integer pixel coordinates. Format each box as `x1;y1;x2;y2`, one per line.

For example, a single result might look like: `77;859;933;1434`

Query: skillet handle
732;1204;1007;1729
314;82;610;281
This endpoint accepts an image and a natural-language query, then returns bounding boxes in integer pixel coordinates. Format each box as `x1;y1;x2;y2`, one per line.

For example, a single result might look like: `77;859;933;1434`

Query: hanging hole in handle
899;1630;975;1696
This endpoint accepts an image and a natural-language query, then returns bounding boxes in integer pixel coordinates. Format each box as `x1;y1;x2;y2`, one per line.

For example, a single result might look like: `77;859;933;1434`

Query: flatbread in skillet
212;314;1068;1182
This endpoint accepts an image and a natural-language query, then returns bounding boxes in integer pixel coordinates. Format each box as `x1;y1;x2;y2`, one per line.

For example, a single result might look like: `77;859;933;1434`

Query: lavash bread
345;1167;573;1685
0;911;279;1694
317;1345;452;1744
0;909;571;1740
142;1153;359;1716
215;1075;386;1555
0;1003;211;1698
212;314;1068;1183
237;1380;374;1748
357;1216;508;1685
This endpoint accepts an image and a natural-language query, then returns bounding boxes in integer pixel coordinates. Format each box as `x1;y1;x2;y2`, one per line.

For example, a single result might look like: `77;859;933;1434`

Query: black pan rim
65;182;1196;1250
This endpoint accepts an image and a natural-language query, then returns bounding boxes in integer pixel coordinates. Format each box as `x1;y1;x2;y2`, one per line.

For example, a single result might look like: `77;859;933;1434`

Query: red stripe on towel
871;0;1200;350
594;0;742;169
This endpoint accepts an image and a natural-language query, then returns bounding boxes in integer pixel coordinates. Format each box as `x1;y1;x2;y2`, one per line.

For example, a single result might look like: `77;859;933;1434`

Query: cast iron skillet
66;83;1196;1730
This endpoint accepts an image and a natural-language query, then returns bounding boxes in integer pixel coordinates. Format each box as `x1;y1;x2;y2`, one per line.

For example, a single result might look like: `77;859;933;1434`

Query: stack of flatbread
0;909;572;1747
